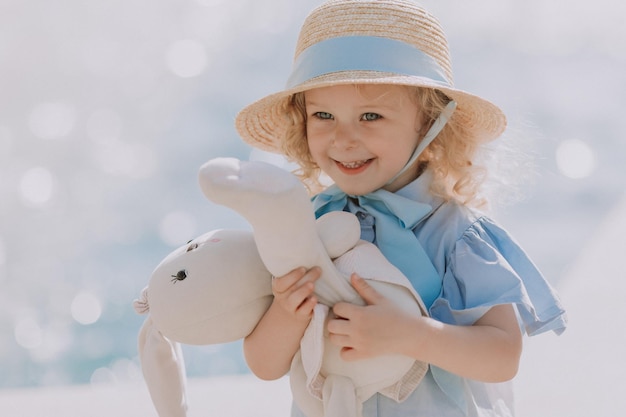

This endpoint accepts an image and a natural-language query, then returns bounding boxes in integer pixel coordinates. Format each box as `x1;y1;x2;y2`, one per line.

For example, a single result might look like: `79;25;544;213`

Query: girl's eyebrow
357;102;399;112
306;100;397;110
365;101;396;109
304;99;323;107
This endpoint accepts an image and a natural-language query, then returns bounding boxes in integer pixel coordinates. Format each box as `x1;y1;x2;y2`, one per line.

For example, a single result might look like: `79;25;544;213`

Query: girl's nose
331;122;358;149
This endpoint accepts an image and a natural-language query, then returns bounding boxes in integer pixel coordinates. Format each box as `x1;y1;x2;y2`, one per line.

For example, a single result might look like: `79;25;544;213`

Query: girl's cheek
306;131;329;150
307;124;326;137
307;140;322;159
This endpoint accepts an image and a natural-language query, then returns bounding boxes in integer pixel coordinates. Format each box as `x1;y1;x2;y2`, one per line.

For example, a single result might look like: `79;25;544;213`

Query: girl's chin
332;180;382;196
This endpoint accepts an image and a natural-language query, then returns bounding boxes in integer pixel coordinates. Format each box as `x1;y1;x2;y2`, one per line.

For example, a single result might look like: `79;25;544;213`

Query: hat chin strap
385;100;457;187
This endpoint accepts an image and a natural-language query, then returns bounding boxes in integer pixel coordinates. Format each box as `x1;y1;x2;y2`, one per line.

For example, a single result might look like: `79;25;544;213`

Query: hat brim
235;71;507;153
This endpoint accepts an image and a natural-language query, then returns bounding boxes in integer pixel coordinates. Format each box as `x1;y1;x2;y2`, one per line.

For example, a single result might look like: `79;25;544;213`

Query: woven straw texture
235;0;506;153
296;0;453;82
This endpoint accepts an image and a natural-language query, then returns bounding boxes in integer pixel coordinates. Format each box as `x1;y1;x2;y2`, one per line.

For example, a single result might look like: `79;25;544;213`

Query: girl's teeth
341;160;367;168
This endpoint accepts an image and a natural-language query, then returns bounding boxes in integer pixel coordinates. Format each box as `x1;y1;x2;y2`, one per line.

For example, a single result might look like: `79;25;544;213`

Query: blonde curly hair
278;85;489;208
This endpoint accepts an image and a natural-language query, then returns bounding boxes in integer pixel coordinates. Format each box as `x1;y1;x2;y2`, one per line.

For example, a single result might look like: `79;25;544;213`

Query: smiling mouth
337;159;371;169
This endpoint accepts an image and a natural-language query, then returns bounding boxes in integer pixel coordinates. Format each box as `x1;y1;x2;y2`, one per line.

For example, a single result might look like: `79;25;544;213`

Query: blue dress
292;171;567;417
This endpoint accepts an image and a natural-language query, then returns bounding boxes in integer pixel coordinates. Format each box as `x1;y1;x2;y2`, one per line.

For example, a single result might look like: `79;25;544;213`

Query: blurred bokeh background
1;0;624;394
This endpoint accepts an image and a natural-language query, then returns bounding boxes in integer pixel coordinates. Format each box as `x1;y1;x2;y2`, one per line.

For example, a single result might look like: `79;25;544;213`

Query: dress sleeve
429;216;567;336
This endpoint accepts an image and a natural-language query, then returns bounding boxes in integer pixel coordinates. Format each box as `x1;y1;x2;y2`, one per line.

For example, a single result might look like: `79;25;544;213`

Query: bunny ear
138;315;188;417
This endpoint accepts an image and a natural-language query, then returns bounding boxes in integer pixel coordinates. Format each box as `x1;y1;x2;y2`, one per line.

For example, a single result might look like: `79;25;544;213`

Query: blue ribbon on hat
312;185;442;309
287;35;452;89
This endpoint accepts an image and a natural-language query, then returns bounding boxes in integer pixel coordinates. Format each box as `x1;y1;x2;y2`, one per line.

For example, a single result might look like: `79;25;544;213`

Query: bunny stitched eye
186;242;199;252
171;270;187;283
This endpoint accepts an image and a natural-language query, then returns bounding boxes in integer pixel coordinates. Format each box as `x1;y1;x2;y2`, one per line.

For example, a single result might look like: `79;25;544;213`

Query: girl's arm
328;274;522;382
243;267;321;380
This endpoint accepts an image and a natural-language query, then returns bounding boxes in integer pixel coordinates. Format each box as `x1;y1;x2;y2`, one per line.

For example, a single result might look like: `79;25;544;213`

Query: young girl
236;1;567;416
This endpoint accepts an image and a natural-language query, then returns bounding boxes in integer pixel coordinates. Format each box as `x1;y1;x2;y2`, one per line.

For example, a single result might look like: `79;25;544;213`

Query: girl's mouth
335;159;372;173
340;160;368;169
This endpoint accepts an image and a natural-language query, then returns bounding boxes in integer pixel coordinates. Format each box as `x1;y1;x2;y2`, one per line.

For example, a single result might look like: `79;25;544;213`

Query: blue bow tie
312;184;442;309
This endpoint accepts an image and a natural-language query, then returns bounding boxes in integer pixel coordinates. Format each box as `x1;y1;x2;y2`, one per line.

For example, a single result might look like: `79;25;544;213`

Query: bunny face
147;228;273;345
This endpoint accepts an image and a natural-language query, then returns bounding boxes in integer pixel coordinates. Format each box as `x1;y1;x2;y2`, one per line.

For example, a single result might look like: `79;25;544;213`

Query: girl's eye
361;113;381;121
314;111;333;120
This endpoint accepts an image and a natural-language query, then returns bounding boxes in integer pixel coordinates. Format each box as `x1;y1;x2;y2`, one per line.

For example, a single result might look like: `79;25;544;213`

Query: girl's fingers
327;316;350;335
350;273;384;305
331;301;357;320
328;331;352;349
272;267;321;318
296;294;318;318
286;280;315;311
272;267;307;295
272;266;321;295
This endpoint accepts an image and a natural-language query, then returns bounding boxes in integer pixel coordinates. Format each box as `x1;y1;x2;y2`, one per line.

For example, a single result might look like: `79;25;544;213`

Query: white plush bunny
135;158;428;417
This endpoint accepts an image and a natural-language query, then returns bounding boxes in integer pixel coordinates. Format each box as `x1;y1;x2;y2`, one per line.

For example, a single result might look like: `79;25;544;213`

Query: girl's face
305;84;423;195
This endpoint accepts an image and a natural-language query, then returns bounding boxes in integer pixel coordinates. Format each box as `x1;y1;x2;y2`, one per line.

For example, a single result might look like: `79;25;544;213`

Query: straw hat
235;0;507;153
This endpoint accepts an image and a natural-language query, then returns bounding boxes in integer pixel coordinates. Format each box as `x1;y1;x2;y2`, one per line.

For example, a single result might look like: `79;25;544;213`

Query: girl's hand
327;273;416;361
328;275;522;383
271;266;320;322
244;266;321;380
